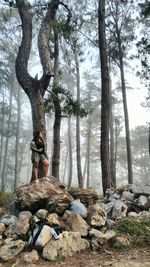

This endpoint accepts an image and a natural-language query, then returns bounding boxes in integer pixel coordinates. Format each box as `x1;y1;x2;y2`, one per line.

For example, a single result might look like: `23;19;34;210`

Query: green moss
115;218;150;238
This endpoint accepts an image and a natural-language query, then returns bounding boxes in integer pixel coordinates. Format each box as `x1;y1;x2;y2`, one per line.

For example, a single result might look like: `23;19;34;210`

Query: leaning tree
14;0;61;136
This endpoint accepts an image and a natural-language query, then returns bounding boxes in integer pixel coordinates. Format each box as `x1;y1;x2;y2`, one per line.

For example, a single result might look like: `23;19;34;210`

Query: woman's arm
30;141;43;153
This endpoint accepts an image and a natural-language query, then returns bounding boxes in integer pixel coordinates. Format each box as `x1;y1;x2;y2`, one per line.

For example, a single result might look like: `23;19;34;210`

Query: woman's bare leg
33;162;39;180
43;159;49;178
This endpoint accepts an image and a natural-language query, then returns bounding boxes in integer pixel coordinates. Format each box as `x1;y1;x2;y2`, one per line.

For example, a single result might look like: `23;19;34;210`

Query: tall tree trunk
98;0;111;195
87;113;91;188
62;144;68;184
0;91;5;177
14;85;21;189
83;158;87;186
1;87;13;191
118;37;133;184
73;40;83;188
68;116;73;188
52;26;61;180
109;64;116;189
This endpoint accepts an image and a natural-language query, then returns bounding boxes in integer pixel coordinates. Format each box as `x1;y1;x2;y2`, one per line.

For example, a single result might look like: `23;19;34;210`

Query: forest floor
0;245;150;267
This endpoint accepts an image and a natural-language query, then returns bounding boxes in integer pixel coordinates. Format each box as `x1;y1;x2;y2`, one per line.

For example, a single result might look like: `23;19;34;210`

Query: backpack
28;221;51;251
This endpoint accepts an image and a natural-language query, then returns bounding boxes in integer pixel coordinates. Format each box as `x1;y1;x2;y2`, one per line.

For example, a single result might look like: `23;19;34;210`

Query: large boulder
15;177;71;212
68;188;98;206
42;232;89;261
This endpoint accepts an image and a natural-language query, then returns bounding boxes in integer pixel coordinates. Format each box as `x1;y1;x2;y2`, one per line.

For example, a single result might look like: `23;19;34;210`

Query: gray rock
0;214;17;226
88;204;107;227
106;219;115;228
129;184;150;197
109;193;120;200
89;229;116;245
137;195;148;207
137;211;150;221
122;191;135;202
111;200;128;220
70;199;87;218
8;200;20;216
35;209;48;220
0;239;25;261
128;212;138;218
104;201;116;214
5;211;32;238
42;232;89;261
105;188;115;197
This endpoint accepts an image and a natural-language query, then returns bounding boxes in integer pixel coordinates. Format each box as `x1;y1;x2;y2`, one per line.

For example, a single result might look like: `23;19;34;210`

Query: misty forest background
0;0;149;194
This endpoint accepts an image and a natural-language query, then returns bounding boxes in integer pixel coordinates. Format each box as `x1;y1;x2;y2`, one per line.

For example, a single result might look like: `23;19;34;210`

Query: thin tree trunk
87;113;91;188
62;144;68;184
73;40;83;188
0;91;5;177
109;63;116;189
52;26;61;180
68;116;73;188
118;37;133;184
83;158;87;186
14;85;21;189
1;87;13;191
98;0;111;195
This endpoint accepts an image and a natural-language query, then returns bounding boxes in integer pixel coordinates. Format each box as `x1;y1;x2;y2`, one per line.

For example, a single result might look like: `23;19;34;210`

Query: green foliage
44;86;88;117
115;218;150;238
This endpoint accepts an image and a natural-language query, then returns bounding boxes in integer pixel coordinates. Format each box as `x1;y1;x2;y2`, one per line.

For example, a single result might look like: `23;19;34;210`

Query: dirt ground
0;246;150;267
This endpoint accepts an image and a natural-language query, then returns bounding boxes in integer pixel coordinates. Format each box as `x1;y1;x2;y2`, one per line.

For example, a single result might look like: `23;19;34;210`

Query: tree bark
52;26;61;180
87;113;91;188
98;0;111;195
1;86;13;191
73;40;83;188
109;63;116;189
68;116;73;188
15;0;59;135
0;91;5;177
117;34;133;184
14;84;21;189
62;144;68;184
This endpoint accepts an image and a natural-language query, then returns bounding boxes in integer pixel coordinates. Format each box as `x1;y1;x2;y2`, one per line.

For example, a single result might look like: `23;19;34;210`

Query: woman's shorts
31;152;47;163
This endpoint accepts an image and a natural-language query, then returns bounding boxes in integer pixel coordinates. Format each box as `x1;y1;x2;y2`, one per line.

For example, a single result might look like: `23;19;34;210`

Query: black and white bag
28;221;51;251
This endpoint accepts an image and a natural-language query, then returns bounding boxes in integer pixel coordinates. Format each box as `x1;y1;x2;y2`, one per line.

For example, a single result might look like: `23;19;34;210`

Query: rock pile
104;184;150;220
0;179;150;265
0;177;101;263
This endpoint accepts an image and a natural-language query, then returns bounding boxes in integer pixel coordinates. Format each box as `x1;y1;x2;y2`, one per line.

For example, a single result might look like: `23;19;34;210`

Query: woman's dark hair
33;131;41;141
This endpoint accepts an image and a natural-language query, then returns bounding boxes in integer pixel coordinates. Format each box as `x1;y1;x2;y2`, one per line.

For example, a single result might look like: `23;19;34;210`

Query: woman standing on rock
30;131;49;183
